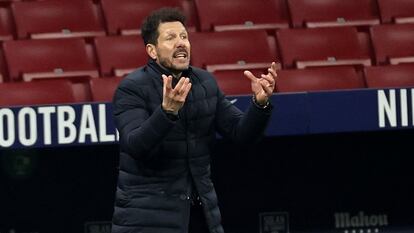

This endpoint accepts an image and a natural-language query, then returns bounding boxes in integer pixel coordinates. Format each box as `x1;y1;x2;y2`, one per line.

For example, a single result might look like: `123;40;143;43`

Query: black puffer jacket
111;60;272;233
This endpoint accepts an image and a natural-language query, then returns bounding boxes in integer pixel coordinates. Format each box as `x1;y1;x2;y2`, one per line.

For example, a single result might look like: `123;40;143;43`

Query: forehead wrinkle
164;29;187;35
159;22;186;33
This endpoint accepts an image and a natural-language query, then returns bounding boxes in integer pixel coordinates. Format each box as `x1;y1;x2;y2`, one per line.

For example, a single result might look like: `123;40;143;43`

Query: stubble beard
158;56;190;75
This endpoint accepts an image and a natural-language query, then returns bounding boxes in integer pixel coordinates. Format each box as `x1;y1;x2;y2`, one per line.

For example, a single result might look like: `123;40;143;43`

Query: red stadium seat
190;30;278;72
0;6;13;41
90;77;123;102
195;0;289;32
0;79;76;107
0;0;19;6
212;70;265;96
288;0;380;28
101;0;197;35
277;27;371;69
11;1;105;39
364;64;414;88
377;0;414;24
3;38;99;82
357;32;374;62
0;49;7;83
277;66;365;92
370;24;414;65
94;36;147;77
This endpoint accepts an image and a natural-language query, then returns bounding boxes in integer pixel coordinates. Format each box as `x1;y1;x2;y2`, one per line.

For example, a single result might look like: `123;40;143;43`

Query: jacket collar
145;59;194;101
146;59;192;80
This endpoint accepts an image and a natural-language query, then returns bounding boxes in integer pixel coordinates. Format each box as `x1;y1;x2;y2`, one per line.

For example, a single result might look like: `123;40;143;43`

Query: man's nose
176;37;187;47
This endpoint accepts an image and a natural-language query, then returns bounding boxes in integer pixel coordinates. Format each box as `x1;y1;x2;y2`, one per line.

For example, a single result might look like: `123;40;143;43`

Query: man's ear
146;44;157;60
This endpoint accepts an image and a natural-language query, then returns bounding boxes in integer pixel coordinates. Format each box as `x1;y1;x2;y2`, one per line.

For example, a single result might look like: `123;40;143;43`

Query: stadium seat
3;38;99;82
94;36;147;77
90;77;123;102
101;0;197;35
288;0;380;28
0;49;7;83
12;1;105;39
377;0;414;24
357;32;374;62
0;0;19;7
370;24;414;65
212;69;267;96
0;79;76;107
277;27;371;69
194;0;289;32
190;30;278;72
0;6;13;41
277;66;365;92
364;64;414;88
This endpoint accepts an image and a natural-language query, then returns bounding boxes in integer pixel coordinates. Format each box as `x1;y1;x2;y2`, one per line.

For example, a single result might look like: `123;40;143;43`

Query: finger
260;79;273;95
162;74;172;93
180;83;192;101
162;75;167;95
178;78;190;95
267;67;278;80
271;62;279;72
260;78;270;87
167;75;173;90
261;73;275;86
244;70;258;83
173;77;187;95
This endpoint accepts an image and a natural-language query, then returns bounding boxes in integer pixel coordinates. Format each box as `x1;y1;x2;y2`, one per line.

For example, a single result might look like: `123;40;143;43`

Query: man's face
153;21;191;73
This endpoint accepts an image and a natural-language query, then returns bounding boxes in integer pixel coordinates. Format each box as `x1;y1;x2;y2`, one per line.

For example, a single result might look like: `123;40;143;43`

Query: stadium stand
377;0;414;24
94;35;147;77
0;79;76;107
11;1;105;39
277;66;365;92
194;0;289;32
3;38;99;82
288;0;380;28
364;64;414;88
277;27;372;68
370;23;414;65
101;0;197;35
90;76;123;102
190;30;277;72
0;0;414;104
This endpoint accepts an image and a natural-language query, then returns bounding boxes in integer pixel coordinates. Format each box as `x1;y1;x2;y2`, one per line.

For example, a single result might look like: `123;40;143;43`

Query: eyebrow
163;31;187;39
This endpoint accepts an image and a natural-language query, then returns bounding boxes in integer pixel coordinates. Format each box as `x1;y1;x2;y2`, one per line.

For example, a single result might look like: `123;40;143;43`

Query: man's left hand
244;62;278;105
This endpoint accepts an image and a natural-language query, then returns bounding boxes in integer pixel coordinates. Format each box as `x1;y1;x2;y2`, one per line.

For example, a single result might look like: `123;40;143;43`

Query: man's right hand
162;74;192;115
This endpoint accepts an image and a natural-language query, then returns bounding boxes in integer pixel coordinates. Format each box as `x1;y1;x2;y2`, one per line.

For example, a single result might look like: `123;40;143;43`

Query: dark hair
141;7;187;45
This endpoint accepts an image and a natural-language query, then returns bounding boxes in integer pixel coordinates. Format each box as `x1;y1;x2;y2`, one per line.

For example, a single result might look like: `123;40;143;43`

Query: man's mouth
173;49;188;59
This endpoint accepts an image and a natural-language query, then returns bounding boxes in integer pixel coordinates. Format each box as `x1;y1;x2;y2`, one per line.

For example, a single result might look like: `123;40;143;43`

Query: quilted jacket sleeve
112;78;177;160
214;89;272;144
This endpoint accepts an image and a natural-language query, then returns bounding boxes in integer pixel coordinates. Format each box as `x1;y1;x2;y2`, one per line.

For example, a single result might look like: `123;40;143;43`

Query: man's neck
171;72;182;79
157;62;182;79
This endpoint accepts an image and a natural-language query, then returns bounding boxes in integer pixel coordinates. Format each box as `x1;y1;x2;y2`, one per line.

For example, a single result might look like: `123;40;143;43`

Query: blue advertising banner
0;103;118;149
1;88;413;149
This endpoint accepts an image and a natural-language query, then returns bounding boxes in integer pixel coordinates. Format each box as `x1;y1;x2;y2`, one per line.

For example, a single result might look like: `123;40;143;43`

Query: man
111;7;277;233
